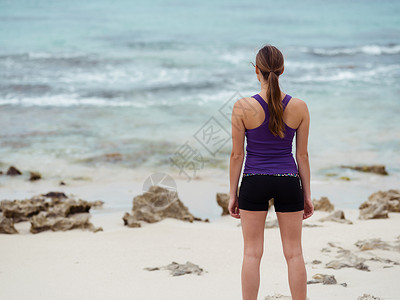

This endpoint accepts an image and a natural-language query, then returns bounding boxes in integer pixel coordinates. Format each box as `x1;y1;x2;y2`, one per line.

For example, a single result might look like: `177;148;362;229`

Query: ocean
0;0;399;211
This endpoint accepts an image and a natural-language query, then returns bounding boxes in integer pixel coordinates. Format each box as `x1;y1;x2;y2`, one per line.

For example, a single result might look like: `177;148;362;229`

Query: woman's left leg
239;209;268;300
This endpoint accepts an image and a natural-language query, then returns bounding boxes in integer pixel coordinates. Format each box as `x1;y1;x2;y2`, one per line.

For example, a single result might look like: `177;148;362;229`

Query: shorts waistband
243;172;299;178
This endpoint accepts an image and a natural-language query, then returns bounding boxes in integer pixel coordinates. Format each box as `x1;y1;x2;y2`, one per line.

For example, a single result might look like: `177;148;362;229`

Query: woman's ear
255;65;259;74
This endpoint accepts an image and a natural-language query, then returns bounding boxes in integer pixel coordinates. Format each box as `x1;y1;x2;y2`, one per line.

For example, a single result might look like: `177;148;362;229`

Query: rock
144;261;204;276
325;260;369;271
366;189;400;213
312;260;322;264
216;192;229;215
355;238;400;252
30;211;102;234
0;215;18;234
89;200;104;208
0;197;49;222
42;192;67;199
357;294;383;300
49;199;91;217
312;196;334;212
325;242;370;271
311;273;337;284
269;198;274;210
369;256;400;265
359;202;388;220
123;185;205;226
0;170;3;175
321;247;332;253
325;260;351;269
358;189;400;219
6;166;22;176
318;210;353;224
29;171;41;181
339;176;351;181
1;193;102;233
59;181;66;185
341;164;388;175
122;212;141;227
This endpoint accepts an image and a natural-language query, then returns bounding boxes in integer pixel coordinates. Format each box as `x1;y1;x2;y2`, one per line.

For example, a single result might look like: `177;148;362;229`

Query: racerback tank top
242;93;299;177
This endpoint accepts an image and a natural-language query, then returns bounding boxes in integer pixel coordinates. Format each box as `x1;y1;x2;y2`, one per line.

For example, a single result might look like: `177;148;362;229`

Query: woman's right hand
303;199;314;220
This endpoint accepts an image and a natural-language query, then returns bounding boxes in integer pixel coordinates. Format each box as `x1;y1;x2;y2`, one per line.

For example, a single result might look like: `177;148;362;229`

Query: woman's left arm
228;99;246;218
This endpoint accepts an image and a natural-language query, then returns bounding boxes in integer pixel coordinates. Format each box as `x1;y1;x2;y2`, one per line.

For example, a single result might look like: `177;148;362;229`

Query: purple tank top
242;93;298;175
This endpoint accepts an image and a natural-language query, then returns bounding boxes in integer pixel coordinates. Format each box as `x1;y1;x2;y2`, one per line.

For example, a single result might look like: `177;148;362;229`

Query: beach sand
1;202;399;300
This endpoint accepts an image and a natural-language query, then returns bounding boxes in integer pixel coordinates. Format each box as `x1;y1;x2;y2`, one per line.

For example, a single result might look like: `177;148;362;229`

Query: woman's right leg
276;211;307;300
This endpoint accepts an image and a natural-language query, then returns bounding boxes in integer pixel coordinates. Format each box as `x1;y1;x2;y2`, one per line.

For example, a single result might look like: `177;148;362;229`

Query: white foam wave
27;51;90;59
310;44;400;56
289;63;400;83
0;95;147;107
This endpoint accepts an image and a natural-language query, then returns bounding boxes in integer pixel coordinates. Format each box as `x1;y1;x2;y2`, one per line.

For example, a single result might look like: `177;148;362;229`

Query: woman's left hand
228;195;241;219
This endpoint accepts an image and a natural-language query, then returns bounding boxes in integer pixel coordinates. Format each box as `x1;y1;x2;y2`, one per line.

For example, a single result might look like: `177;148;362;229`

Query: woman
228;44;314;300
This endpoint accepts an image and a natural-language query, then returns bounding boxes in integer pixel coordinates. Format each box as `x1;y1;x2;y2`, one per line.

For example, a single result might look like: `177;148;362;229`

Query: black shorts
238;175;304;212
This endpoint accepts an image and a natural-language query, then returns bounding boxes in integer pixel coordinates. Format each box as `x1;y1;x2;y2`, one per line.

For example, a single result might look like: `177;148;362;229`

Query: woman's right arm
295;99;311;202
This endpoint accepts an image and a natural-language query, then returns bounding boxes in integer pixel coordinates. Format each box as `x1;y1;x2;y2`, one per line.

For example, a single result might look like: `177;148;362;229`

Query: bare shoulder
233;97;258;112
290;96;307;107
289;97;309;113
234;96;255;106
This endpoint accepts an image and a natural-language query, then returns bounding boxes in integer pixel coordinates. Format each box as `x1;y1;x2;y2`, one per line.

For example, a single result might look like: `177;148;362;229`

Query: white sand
1;207;399;300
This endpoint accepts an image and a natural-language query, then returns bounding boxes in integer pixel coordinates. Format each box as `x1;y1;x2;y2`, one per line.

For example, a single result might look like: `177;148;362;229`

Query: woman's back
241;92;302;175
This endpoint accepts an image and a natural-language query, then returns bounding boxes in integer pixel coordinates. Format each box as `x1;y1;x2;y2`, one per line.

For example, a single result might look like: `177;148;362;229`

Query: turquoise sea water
0;0;399;200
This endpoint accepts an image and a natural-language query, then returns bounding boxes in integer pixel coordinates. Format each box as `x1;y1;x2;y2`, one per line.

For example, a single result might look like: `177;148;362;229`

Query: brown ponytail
256;45;285;138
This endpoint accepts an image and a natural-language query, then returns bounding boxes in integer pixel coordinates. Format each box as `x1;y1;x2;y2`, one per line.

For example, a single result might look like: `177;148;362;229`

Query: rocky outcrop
312;196;334;212
216;193;229;215
29;171;42;181
0;216;18;234
318;210;353;224
144;261;204;276
359;189;400;219
0;192;104;234
359;201;388;219
321;240;400;273
6;166;22;176
341;164;388;175
0;197;49;222
355;238;400;252
324;242;370;271
122;213;141;228
307;273;337;285
30;211;102;234
123;185;208;227
42;192;67;199
367;189;400;212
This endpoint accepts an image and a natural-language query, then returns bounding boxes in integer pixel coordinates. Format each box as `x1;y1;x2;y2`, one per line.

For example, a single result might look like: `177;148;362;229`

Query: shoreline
0;163;398;220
